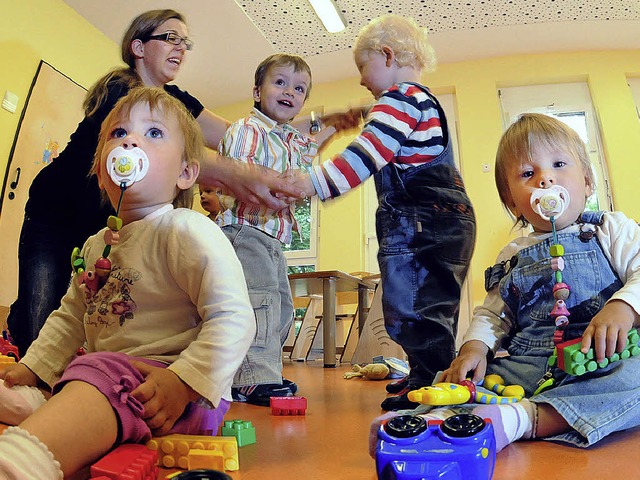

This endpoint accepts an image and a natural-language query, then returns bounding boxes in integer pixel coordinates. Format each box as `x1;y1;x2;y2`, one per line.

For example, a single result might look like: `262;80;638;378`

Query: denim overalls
374;94;476;388
487;211;640;447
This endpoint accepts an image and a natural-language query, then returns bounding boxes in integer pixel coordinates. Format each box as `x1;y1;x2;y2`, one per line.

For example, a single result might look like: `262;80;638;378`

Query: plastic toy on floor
344;363;390;380
407;374;524;406
375;413;496;480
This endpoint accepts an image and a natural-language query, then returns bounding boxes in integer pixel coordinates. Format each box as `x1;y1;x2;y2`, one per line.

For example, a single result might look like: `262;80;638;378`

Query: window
498;82;613;212
627;77;640;121
283;195;318;269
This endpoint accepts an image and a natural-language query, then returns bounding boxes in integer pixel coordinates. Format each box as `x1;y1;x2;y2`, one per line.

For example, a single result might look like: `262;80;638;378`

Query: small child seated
199;182;222;220
0;87;255;479
370;113;640;456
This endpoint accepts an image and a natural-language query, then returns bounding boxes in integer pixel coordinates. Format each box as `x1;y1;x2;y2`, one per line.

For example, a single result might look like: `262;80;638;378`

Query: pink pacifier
107;146;149;187
529;185;570;220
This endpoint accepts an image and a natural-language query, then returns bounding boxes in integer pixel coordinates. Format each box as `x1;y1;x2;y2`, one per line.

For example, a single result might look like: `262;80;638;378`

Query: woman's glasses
145;32;194;51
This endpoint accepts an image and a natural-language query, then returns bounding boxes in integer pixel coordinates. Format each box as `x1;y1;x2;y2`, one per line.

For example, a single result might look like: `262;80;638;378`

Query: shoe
232;383;292;406
380;389;420;411
282;378;298;395
385;376;409;394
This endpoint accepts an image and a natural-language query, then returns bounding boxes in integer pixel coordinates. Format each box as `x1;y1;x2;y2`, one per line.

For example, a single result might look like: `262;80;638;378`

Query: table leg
357;284;369;336
322;277;337;367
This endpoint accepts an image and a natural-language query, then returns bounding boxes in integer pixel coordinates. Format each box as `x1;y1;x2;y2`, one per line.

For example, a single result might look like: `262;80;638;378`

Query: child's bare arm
580;299;638;363
129;360;199;436
440;340;489;384
1;363;40;388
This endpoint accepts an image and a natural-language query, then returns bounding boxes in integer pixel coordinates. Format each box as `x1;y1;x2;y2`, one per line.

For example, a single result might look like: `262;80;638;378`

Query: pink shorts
53;352;230;443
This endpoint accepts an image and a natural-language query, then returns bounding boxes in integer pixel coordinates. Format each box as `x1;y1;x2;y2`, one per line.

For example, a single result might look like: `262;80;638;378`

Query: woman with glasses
6;9;302;357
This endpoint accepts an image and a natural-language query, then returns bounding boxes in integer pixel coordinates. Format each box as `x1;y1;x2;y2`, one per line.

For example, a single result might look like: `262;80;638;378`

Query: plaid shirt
217;108;318;244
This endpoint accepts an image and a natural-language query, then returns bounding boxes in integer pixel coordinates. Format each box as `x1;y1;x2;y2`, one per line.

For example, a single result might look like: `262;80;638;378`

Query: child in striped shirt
294;14;477;411
216;54;349;406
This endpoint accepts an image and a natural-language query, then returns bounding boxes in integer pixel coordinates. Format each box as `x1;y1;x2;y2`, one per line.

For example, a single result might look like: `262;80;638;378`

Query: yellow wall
215;50;640;307
0;0;120;179
2;1;639;309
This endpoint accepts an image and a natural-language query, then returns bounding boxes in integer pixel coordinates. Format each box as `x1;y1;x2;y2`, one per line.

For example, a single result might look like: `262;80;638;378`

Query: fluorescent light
308;0;346;33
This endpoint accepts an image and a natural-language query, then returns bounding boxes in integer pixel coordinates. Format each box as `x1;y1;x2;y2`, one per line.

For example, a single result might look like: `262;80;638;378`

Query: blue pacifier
107;146;150;187
530;185;570;220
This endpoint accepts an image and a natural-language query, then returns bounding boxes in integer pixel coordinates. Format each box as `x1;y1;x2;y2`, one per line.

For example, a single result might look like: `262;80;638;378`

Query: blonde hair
354;14;436;72
93;87;204;209
495;113;596;227
83;9;186;117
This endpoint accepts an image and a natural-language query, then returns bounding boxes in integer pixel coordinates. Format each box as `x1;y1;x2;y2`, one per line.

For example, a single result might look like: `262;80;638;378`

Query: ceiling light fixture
308;0;346;33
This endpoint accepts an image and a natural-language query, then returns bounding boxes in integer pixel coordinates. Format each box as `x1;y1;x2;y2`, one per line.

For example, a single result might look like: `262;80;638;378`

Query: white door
0;62;86;307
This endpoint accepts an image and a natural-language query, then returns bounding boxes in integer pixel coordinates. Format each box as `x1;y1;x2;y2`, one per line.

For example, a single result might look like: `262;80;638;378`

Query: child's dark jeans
375;154;476;389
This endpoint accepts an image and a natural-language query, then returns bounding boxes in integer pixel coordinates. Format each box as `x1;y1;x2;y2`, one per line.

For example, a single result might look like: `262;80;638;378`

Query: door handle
10;167;21;189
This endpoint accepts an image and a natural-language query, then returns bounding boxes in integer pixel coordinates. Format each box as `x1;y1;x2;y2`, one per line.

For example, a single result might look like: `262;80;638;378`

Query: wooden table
288;270;374;367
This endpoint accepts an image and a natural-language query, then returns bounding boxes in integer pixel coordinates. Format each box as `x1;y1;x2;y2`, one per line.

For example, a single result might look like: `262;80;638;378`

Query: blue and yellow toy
407;374;524;406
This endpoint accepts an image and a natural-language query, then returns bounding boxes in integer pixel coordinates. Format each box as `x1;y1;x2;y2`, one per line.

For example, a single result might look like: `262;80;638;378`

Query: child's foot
0;383;47;425
472;398;536;451
232;384;292;407
385;376;409;394
282;378;298;394
380;389;419;411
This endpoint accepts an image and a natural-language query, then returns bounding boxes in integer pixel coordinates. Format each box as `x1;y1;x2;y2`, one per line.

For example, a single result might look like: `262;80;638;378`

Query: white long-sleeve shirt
463;211;640;354
21;205;255;407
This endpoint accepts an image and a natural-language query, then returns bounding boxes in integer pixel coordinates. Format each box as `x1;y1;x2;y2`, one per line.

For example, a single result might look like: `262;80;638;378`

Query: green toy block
221;419;256;447
551;328;640;376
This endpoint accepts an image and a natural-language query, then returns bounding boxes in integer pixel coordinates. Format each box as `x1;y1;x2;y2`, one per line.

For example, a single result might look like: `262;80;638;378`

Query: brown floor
3;360;640;479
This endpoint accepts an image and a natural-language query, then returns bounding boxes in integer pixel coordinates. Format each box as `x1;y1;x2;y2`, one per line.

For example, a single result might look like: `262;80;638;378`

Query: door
0;61;86;307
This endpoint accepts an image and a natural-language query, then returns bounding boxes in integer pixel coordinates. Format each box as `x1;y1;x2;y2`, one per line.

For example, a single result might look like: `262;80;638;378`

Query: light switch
2;90;19;113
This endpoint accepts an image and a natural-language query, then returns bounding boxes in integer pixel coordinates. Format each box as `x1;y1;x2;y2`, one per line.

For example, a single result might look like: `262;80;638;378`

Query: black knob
441;413;485;438
384;415;428;438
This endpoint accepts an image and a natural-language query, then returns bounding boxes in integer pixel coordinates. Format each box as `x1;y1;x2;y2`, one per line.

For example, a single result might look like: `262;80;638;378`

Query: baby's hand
321;107;363;133
580;299;637;362
130;361;197;436
1;363;39;388
440;340;489;384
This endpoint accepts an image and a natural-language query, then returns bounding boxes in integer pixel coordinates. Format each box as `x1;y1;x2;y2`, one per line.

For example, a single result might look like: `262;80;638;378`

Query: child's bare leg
19;380;118;477
535;402;570;438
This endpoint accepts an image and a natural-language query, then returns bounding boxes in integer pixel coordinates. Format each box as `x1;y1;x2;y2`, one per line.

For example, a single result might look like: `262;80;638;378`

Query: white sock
0;426;63;479
0;383;47;425
472;398;537;452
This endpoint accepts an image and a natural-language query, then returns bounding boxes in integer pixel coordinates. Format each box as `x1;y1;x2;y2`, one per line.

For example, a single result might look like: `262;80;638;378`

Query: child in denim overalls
369;112;640;456
294;14;476;411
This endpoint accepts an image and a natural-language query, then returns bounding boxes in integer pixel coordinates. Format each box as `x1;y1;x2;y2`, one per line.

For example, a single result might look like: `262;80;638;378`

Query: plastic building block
220;419;256;447
0;331;19;361
146;434;239;471
0;354;17;367
376;414;496;480
270;396;307;415
89;443;158;480
549;328;640;376
187;449;225;471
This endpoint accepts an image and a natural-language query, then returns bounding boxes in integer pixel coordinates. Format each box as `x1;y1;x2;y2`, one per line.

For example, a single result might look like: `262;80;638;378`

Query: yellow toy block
0;355;16;367
146;434;239;471
188;449;225;471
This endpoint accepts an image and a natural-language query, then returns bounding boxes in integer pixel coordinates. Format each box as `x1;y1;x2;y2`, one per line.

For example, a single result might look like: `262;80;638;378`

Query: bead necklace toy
530;186;572;347
71;146;149;295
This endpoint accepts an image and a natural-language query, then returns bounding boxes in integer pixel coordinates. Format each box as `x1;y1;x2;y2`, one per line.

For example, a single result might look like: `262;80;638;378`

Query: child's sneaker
232;384;292;406
385;376;409;394
282;378;298;394
380;388;420;411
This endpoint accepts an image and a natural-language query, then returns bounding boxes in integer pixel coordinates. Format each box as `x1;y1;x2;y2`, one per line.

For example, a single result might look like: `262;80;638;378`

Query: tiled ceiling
62;0;640;108
238;0;640;56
